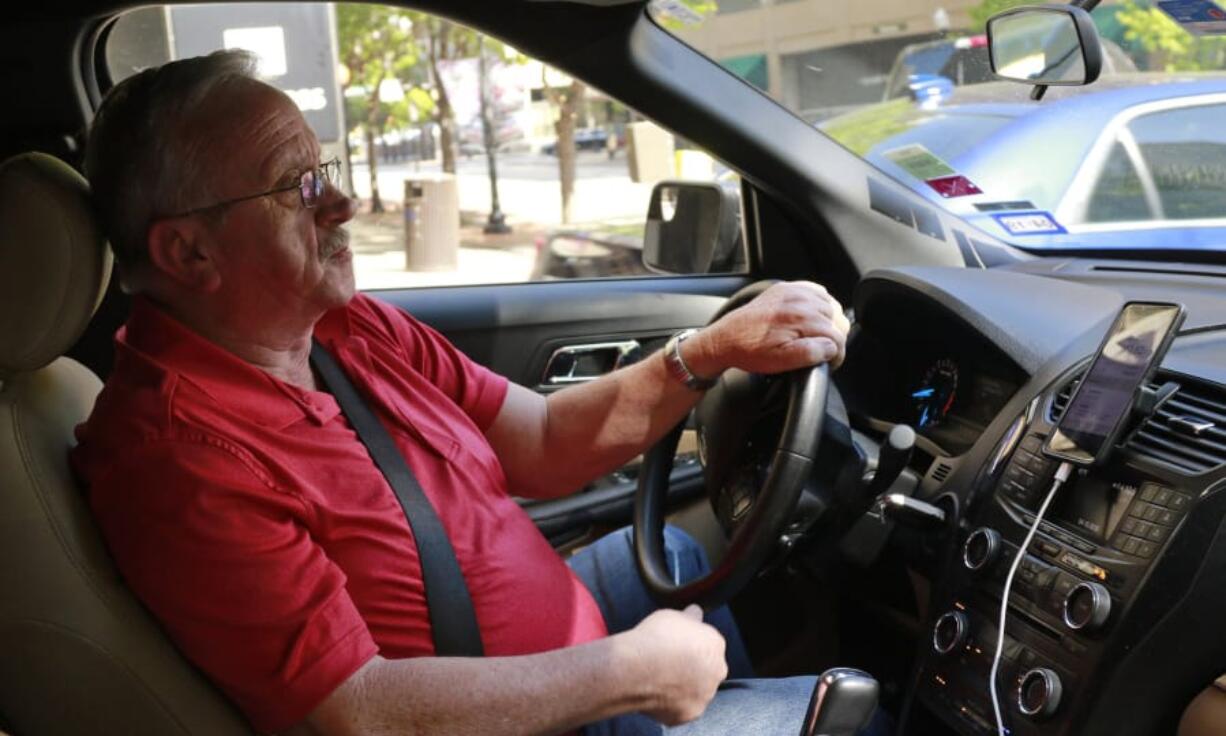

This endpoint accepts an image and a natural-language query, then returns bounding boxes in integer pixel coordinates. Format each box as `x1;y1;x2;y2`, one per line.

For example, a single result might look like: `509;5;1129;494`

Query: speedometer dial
912;358;959;429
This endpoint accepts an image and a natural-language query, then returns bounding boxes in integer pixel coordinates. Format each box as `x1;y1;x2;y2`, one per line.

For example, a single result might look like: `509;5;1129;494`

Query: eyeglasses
167;158;342;218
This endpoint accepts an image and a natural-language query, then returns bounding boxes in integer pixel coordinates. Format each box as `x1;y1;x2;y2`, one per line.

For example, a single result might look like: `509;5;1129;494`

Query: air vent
1128;377;1226;474
1049;372;1083;422
931;461;953;484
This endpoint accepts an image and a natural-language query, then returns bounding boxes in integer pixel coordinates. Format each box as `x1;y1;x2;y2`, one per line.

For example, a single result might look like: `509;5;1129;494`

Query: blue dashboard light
912;358;959;429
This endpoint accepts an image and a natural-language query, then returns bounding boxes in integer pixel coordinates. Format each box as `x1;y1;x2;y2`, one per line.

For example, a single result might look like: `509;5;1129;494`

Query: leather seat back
0;153;252;735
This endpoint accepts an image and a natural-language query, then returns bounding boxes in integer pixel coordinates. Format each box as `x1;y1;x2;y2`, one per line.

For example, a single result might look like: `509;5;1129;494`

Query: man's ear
146;218;222;292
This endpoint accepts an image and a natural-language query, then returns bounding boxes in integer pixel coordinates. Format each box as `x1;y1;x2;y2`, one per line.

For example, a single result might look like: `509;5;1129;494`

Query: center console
914;427;1199;735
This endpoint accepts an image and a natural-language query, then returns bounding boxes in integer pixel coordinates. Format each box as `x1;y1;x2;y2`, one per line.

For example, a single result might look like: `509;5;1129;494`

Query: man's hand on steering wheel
682;281;851;381
635;280;852;610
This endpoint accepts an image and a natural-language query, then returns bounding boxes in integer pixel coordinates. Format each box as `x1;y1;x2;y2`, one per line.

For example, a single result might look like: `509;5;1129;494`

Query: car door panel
375;275;748;545
376;275;749;386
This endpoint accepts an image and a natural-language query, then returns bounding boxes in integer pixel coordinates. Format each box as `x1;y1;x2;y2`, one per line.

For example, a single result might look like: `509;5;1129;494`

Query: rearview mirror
987;5;1102;86
642;181;743;275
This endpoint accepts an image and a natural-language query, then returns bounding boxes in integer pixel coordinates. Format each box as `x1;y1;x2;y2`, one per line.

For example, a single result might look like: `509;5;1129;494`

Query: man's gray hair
85;49;259;273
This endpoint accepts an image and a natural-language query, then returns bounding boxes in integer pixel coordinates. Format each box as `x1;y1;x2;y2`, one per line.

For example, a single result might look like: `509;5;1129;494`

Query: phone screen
1044;302;1184;466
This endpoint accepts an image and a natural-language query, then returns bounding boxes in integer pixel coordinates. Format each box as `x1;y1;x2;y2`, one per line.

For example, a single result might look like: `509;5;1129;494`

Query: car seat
0;152;252;735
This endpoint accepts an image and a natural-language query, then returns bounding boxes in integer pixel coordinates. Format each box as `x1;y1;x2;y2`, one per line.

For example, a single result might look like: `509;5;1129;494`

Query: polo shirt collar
121;296;350;430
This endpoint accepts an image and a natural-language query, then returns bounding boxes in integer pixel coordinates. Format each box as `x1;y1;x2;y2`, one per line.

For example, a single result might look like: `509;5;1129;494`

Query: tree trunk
438;103;457;174
427;21;458;174
364;123;383;214
554;79;585;224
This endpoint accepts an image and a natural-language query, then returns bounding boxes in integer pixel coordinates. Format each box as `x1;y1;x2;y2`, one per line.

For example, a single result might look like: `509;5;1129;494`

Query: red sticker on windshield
926;175;983;198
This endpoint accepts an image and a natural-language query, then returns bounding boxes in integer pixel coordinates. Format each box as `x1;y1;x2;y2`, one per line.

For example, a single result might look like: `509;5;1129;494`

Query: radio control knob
1063;581;1111;632
1017;667;1063;719
932;610;969;655
963;527;1002;572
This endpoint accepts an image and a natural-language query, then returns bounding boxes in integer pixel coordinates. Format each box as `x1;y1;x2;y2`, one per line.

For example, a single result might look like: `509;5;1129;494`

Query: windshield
650;0;1226;252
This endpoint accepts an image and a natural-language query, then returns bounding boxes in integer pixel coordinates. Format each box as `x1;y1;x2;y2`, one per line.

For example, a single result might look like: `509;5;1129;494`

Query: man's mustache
320;227;350;258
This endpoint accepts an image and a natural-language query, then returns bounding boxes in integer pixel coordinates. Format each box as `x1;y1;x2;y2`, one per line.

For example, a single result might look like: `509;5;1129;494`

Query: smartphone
1043;302;1185;467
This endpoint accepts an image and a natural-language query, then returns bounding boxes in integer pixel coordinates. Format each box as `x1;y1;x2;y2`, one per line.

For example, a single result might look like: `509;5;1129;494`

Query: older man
72;51;854;735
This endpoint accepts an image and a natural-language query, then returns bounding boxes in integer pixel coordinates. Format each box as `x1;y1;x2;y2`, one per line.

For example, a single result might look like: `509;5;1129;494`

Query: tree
542;70;586;224
1116;0;1226;71
336;5;422;212
413;15;484;174
968;0;1032;30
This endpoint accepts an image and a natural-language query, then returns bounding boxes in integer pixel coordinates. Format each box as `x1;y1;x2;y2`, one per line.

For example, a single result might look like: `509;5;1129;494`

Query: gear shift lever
800;668;879;736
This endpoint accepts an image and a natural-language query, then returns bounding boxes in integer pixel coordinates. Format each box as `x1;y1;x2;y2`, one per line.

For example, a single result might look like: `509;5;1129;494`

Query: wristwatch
663;328;718;391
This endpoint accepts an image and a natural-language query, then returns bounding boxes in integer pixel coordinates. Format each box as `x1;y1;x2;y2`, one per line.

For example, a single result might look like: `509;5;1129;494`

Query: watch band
663;328;717;391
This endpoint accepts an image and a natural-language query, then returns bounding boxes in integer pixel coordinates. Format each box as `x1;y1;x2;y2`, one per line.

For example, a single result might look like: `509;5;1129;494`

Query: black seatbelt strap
309;340;484;657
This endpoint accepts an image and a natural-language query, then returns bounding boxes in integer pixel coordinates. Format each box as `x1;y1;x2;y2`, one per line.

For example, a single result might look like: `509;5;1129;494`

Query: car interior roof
2;0;644;160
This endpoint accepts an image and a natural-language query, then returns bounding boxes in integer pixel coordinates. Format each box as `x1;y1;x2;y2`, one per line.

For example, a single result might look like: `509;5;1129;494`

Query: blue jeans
568;526;892;736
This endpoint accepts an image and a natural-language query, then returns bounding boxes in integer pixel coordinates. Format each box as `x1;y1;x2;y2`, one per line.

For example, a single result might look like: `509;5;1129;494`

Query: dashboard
840;286;1026;457
840;260;1226;736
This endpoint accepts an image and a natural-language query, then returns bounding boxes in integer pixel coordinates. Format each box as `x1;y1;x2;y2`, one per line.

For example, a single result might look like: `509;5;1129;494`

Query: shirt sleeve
88;436;379;734
357;294;509;431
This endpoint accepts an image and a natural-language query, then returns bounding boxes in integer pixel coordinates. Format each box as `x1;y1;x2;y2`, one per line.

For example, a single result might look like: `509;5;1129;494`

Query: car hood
819;74;1226;248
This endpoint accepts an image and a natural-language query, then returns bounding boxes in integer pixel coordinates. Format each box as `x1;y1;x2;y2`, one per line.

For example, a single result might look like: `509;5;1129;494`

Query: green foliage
968;0;1032;31
335;4;431;134
1116;0;1226;71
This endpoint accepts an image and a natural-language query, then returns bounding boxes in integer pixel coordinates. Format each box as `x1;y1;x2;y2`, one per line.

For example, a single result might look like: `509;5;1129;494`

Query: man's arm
290;606;727;736
485;281;850;500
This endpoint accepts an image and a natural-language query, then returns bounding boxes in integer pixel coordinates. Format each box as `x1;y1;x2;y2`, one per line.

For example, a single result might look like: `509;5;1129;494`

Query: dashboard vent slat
1163;395;1226;427
1127;375;1226;474
1050;374;1081;422
931;462;953;483
1130;429;1224;472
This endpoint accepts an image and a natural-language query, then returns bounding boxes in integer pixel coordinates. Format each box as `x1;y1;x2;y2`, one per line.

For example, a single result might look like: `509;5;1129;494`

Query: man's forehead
205;79;319;182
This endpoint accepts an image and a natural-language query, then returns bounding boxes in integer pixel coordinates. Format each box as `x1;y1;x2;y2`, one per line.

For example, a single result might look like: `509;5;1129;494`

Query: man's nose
315;181;357;227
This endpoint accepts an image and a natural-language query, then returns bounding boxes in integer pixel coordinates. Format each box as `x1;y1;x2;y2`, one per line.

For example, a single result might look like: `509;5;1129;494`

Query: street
351;150;655;229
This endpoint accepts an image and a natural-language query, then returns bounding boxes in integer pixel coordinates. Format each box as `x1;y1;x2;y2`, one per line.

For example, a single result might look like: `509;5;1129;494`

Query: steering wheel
633;281;830;610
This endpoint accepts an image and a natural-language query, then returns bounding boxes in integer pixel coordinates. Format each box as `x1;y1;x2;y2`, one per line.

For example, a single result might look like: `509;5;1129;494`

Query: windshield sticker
992;211;1067;236
975;200;1038;212
884;144;956;181
649;0;705;26
926;174;984;198
1157;0;1226;34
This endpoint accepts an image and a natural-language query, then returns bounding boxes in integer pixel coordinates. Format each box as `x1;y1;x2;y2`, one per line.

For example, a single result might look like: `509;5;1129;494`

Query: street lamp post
478;35;510;234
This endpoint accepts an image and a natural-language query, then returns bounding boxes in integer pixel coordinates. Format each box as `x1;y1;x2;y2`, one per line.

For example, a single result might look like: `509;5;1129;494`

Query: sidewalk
347;203;542;290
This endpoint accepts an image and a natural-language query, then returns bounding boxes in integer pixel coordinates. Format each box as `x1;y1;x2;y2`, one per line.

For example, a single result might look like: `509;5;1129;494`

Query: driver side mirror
987;5;1103;87
642;181;744;275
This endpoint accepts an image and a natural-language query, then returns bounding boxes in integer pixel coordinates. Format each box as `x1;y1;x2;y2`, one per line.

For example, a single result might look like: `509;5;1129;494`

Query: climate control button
932;610;969;655
1017;667;1063;719
963;527;1002;572
1063;581;1112;632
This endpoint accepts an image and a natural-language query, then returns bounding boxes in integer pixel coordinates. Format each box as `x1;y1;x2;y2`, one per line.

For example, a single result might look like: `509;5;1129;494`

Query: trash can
403;173;459;271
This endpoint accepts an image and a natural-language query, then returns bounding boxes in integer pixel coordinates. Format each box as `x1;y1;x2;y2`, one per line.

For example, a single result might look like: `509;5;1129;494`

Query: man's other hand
685;281;850;378
624;604;727;725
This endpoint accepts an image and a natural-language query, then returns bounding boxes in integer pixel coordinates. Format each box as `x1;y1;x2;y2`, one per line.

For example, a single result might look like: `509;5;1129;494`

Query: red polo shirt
71;294;608;734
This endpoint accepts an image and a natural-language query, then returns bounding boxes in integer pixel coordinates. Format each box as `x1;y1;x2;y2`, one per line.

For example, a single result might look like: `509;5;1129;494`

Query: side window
1127;103;1226;221
1086;141;1150;224
1084;104;1226;225
104;4;746;290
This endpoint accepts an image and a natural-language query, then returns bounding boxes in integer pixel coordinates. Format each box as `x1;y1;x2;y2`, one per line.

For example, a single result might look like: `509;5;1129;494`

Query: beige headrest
0;153;112;379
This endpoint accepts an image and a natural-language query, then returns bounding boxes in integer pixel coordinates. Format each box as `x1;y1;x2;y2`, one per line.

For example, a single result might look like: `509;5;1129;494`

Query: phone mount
1120;380;1181;447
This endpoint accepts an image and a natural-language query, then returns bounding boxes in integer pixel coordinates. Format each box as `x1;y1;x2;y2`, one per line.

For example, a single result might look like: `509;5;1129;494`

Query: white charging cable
989;460;1074;736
